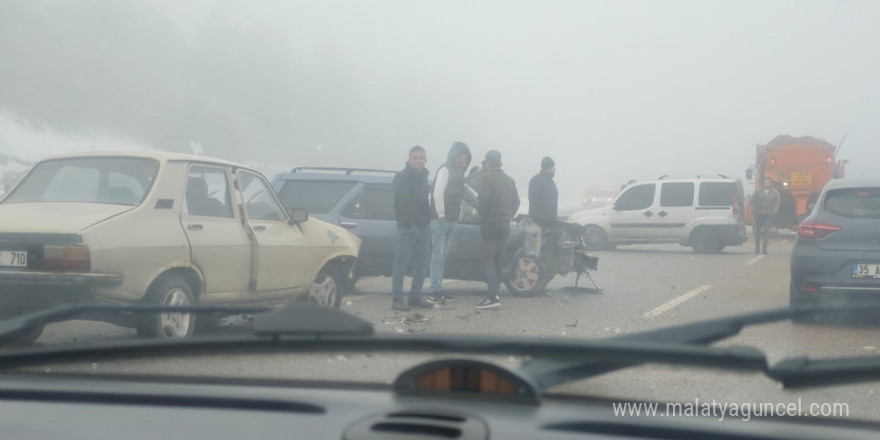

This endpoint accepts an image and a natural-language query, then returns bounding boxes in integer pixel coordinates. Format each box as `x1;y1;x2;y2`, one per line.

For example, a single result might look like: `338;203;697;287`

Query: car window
276;180;357;214
698;182;737;207
239;171;287;221
660;182;694;208
2;157;158;205
342;186;395;220
186;166;234;218
824;187;880;218
614;184;655;211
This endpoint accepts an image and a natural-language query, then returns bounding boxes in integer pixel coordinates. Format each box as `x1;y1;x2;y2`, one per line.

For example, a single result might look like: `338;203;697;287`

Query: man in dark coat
751;177;781;254
474;150;520;309
391;146;434;311
528;156;559;226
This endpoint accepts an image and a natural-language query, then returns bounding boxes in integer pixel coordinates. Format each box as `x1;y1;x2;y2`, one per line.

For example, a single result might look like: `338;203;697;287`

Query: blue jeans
430;219;457;293
391;225;431;299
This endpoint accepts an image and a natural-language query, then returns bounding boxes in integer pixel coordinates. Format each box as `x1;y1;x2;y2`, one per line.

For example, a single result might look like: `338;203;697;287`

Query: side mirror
288;208;309;224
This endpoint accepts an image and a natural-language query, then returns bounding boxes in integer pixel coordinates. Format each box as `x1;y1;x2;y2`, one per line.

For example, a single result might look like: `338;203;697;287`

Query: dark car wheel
504;254;549;297
137;274;196;339
690;227;723;254
309;267;343;309
583;225;610;251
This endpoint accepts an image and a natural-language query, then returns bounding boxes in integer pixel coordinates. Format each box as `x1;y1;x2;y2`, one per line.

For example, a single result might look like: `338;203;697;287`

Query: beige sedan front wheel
309;267;343;309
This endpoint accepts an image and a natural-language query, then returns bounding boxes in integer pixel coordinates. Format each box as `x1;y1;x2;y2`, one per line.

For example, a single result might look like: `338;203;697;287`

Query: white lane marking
643;284;712;318
745;255;765;265
619;244;638;249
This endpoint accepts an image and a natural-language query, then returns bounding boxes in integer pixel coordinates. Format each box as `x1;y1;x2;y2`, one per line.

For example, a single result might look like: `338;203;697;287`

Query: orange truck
745;135;847;229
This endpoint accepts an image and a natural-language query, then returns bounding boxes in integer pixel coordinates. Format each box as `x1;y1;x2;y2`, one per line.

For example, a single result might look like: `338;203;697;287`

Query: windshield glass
2;0;880;426
2;157;159;205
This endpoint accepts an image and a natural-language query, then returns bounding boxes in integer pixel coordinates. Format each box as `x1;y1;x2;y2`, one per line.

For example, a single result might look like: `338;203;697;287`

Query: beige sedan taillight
43;245;91;271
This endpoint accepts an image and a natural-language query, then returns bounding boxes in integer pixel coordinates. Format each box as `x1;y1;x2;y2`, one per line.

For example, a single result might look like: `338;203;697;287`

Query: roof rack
291;167;397;175
658;174;730;180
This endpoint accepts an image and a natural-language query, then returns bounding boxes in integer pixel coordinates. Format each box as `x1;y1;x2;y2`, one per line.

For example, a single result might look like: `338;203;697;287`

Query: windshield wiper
0;303;768;380
521;304;880;390
3;303;880;392
769;356;880;390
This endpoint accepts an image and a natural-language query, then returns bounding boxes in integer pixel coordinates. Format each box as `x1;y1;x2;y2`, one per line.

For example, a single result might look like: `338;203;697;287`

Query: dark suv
271;168;539;294
790;179;880;310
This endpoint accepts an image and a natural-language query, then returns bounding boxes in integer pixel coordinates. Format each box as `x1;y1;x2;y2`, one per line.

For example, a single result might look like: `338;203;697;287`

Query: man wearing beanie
528;156;559;227
475;150;520;309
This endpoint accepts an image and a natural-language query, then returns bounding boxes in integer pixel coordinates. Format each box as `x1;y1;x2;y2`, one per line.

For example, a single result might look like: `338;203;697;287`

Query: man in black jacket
475;150;520;309
528;156;559;225
391;146;434;311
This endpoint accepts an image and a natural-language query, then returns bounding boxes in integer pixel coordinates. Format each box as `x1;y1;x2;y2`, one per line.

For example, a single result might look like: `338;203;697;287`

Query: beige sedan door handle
253;225;267;232
187;224;203;230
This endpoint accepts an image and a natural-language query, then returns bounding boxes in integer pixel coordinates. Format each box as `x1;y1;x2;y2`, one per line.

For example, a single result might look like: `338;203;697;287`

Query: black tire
690;227;723;254
343;275;358;294
582;225;610;251
504;253;549;297
136;274;196;338
309;266;343;309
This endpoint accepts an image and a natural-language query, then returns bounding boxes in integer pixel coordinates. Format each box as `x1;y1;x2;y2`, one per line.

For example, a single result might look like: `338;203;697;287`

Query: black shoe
426;294;445;305
475;296;501;309
392;298;410;311
409;297;437;309
441;293;456;302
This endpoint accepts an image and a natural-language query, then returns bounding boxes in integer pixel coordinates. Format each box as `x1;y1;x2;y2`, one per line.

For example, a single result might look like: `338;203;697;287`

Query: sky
1;0;878;206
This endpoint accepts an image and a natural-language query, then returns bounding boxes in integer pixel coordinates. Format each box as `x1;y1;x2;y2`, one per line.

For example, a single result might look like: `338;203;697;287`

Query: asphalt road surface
27;235;880;420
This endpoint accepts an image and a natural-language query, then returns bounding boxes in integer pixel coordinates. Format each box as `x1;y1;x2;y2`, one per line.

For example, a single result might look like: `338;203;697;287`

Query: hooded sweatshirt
430;141;472;221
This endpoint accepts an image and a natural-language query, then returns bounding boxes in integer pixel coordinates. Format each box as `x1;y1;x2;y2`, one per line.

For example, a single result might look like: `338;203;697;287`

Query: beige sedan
0;151;360;339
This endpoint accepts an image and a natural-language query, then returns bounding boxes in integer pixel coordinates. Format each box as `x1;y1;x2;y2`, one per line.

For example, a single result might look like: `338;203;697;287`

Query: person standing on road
391;146;435;311
751;177;781;254
528;156;559;226
428;141;472;304
475;150;520;309
467;166;481;186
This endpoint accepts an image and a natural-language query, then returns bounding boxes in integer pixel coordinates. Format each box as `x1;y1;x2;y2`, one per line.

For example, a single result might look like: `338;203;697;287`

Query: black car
271;168;547;295
790;179;880;310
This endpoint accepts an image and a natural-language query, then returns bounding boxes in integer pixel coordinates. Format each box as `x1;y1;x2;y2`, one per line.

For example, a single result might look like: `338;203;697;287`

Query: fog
1;0;878;206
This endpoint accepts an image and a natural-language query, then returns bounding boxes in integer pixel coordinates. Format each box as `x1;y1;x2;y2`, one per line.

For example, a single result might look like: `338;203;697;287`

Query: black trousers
481;222;510;295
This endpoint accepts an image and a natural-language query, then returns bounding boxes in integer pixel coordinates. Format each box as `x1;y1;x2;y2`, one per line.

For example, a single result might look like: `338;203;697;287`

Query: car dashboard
0;371;876;440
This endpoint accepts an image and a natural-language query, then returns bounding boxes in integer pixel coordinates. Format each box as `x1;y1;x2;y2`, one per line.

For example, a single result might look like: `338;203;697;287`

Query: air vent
344;408;488;440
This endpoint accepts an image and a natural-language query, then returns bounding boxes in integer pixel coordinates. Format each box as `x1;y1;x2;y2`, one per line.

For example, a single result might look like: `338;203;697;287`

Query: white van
568;176;747;253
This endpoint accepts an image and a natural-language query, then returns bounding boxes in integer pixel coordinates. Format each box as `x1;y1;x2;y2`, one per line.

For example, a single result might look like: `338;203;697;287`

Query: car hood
302;217;362;253
568;206;609;224
0;203;135;234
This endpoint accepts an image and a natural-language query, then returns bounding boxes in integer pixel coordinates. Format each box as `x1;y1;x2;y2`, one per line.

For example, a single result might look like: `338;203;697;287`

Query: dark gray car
790;179;880;310
271;168;538;294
